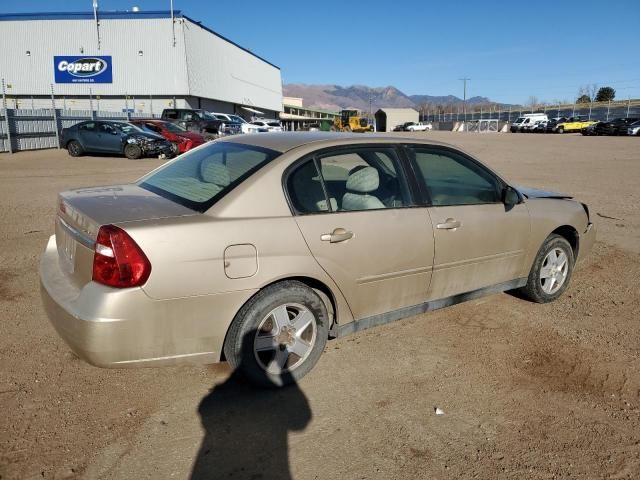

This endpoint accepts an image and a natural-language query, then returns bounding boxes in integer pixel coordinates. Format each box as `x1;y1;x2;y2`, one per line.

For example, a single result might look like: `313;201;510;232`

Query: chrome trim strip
57;216;95;250
356;265;432;284
331;277;527;338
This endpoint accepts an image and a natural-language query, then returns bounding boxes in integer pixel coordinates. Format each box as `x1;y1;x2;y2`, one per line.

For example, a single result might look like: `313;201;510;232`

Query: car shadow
190;330;312;480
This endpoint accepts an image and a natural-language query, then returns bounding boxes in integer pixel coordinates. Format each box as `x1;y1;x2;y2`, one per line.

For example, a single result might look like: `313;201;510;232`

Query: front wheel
519;234;574;303
124;144;143;160
223;281;330;387
557;127;564;134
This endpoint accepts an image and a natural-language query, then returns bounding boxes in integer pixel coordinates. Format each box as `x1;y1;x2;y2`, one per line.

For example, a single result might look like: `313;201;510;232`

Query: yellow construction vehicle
331;109;374;133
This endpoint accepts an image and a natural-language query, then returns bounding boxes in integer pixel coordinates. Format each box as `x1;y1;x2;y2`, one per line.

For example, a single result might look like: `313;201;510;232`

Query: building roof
375;108;419;114
0;10;279;70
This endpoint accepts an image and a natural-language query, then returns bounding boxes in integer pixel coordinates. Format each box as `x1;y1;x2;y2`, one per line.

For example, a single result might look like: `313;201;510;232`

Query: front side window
78;122;96;132
286;147;412;214
410;148;501;206
139;142;279;212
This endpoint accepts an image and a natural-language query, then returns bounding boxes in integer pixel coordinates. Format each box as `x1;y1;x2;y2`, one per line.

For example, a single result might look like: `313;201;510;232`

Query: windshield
229;115;247;124
138;142;280;212
113;122;142;134
514;117;526;123
267;122;281;127
195;111;218;121
163;122;187;133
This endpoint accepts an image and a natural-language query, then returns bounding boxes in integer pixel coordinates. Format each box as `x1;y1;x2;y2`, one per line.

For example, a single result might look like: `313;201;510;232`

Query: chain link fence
419;99;640;126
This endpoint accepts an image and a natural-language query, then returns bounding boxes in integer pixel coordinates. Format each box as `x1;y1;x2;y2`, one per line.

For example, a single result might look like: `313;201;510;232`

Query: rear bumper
39;235;256;368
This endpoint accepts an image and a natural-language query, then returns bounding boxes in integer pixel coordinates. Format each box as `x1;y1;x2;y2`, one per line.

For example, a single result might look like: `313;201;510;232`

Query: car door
76;121;99;151
288;146;435;321
96;122;124;153
406;146;531;300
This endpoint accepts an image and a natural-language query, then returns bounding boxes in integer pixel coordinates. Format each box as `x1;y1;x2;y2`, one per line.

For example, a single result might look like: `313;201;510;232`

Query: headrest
200;160;230;187
346;166;379;193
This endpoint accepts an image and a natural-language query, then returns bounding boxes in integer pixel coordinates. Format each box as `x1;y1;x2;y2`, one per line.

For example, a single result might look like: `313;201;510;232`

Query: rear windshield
138;142;279;212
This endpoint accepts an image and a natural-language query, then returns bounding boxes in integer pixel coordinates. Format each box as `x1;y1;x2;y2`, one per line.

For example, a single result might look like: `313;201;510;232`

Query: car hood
131;131;166;141
176;131;205;141
516;186;573;199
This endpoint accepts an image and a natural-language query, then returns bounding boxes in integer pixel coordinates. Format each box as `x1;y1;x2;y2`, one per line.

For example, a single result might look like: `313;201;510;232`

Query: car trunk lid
56;184;197;287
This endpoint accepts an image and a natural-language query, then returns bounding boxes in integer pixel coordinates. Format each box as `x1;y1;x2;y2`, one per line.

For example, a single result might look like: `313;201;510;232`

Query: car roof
219;132;454;153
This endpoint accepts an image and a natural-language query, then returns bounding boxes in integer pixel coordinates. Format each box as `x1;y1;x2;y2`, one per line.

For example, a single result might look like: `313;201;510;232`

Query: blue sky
4;0;640;104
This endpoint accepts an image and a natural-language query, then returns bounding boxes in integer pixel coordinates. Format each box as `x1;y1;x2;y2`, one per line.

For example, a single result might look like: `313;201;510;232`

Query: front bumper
39;235;256;368
577;222;596;266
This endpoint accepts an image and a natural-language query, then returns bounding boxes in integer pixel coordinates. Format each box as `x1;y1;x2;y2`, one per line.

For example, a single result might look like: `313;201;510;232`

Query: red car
130;119;206;154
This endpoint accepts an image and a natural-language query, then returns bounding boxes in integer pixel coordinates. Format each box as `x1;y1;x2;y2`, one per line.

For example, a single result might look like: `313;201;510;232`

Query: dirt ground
1;132;639;480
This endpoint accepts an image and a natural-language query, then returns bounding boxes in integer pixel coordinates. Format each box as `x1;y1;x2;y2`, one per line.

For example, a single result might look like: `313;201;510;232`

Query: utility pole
459;77;470;122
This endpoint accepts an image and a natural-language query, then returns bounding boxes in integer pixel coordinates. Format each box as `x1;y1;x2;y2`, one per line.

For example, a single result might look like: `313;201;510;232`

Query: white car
627;120;640;136
406;122;433;132
251;119;283;132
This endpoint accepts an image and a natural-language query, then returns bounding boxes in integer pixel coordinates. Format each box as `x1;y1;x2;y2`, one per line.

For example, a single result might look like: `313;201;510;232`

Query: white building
374;108;419;132
0;10;282;117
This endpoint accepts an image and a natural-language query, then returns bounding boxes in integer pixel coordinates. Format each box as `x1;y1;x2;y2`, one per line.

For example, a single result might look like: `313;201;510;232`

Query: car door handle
436;218;461;230
320;228;353;243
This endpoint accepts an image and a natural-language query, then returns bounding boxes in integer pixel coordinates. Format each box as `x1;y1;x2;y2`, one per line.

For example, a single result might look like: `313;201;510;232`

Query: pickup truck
160;109;225;138
554;116;597;134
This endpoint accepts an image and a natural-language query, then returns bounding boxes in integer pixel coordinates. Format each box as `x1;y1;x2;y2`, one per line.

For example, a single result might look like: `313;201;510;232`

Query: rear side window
139;142;279;212
410;149;501;206
286;147;412;214
78;122;96;131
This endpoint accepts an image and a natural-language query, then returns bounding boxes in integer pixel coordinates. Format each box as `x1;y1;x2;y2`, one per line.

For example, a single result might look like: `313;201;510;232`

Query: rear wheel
67;140;83;157
223;281;330;387
124;144;142;160
519;234;574;303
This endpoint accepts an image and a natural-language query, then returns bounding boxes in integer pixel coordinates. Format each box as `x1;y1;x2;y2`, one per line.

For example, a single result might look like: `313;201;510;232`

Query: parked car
406;122;433;132
251;119;283;132
511;113;548;133
554;116;597;134
160;109;225;138
214;113;261;134
590;117;640;136
207;112;242;135
581;122;600;136
129;119;206;154
524;120;546;133
41;133;596;387
627;120;640;136
545;117;567;133
61;120;175;159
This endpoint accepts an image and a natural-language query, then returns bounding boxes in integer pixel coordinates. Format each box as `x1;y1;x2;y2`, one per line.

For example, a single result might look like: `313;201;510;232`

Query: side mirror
503;186;521;207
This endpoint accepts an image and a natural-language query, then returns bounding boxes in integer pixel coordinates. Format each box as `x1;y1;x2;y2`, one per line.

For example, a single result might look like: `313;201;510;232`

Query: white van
511;113;548;133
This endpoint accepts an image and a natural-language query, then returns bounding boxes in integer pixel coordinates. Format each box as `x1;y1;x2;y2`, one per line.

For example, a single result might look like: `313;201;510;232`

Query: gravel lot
1;132;639;479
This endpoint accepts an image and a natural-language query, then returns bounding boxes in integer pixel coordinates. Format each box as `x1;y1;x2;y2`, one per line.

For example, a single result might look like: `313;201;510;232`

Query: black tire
124;144;142;160
67;140;83;157
223;280;330;387
557;127;564;134
519;234;575;303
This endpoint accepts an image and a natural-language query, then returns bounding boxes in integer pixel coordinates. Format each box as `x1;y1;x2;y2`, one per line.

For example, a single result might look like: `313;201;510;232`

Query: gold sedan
40;133;596;386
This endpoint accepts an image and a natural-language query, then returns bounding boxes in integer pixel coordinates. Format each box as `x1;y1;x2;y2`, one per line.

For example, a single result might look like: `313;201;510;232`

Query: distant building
280;97;339;131
0;10;282;117
374;108;419;132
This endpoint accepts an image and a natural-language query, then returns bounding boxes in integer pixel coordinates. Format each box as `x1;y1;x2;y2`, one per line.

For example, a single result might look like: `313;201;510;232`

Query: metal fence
0;108;159;153
419;99;640;124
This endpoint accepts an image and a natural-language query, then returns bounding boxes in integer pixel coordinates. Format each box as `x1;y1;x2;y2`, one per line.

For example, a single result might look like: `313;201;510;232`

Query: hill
283;83;494;111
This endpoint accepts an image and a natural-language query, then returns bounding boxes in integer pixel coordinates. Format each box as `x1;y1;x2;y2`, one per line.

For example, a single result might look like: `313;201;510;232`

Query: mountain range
283;84;495;112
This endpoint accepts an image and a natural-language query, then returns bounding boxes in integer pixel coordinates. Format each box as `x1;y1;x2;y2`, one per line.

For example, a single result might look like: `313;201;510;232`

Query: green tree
576;94;591;104
595;87;616;102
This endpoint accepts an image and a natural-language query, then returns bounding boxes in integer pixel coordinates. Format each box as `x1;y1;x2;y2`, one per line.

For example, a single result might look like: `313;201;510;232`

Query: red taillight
92;225;151;288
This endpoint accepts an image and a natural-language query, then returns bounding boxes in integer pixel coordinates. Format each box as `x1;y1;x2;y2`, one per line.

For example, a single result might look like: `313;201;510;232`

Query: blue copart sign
54;56;112;83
